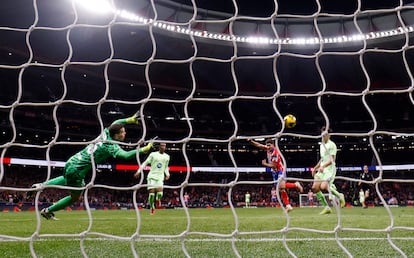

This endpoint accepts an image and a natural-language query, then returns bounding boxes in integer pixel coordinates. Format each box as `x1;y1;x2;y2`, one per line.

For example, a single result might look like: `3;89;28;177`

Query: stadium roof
0;0;413;154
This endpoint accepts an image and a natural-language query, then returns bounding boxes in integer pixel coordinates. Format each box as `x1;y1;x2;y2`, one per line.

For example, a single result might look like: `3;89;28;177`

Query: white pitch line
1;237;414;242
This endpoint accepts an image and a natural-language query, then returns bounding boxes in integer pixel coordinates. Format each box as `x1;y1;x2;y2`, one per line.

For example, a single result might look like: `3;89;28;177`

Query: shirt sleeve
330;142;337;156
111;118;128;125
141;153;153;169
114;148;137;160
164;155;170;177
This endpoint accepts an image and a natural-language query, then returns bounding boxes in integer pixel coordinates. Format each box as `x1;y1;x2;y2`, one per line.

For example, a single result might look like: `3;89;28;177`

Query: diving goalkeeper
32;113;153;220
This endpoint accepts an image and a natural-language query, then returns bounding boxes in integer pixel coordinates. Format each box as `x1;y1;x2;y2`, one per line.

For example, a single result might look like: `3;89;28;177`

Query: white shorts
147;178;163;190
315;168;336;186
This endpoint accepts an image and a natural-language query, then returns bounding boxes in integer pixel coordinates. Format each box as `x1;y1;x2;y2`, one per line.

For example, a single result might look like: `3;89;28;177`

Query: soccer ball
284;114;296;128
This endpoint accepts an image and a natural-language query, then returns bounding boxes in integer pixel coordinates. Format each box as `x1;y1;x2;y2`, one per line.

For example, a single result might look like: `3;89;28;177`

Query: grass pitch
0;206;413;257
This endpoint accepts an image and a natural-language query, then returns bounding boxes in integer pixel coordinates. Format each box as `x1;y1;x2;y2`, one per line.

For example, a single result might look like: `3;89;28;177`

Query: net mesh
0;0;414;257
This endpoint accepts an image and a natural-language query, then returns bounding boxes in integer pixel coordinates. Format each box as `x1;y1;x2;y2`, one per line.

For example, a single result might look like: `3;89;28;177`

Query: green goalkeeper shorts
63;162;87;188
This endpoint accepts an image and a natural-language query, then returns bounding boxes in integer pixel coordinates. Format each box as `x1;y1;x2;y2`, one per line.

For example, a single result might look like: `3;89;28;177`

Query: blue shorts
271;170;286;186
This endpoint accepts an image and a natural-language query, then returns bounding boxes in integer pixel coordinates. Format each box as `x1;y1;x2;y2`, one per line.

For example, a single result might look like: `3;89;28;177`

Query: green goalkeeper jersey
65;119;137;177
142;151;170;181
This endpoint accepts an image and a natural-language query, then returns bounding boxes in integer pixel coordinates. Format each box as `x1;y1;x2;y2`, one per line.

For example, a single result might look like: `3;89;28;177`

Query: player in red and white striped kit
248;138;303;212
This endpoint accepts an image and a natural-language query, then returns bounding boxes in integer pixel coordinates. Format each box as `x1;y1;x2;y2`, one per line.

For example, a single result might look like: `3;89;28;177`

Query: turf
0;207;413;257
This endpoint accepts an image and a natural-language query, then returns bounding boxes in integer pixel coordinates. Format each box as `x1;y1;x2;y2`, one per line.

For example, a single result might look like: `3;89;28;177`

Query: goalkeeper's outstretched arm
115;142;153;160
111;111;140;125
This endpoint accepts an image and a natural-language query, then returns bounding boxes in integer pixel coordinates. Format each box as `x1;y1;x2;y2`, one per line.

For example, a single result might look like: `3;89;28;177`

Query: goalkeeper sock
48;196;74;212
149;193;155;209
281;190;290;205
44;176;67;186
316;191;329;207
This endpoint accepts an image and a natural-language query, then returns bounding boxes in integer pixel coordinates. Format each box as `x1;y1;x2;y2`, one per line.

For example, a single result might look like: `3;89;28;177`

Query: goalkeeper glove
140;142;153;154
125;111;140;125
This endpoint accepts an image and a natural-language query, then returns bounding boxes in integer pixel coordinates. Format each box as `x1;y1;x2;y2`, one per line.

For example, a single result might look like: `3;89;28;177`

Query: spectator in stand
388;195;398;205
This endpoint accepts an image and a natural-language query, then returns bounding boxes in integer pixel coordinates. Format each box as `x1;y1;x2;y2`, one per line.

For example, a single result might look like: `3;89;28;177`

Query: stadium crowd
1;165;413;211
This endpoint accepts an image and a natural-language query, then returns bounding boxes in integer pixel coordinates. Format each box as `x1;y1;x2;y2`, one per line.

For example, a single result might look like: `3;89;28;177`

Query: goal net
1;0;414;257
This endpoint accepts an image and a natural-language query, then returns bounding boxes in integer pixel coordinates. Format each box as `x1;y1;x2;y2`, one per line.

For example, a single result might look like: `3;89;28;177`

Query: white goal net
1;0;414;257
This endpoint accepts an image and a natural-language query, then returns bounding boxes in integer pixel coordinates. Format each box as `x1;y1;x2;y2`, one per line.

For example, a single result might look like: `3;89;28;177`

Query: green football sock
47;196;74;212
149;193;155;209
330;185;341;199
156;192;163;201
316;191;329;207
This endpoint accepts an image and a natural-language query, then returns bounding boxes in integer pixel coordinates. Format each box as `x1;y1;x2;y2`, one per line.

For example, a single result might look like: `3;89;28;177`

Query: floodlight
75;0;114;14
